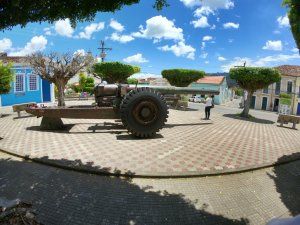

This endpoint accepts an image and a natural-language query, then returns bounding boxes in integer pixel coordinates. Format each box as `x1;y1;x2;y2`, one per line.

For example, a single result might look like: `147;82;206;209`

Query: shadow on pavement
268;153;300;216
223;114;275;124
0;157;250;225
165;122;213;128
26;124;75;133
13;115;36;120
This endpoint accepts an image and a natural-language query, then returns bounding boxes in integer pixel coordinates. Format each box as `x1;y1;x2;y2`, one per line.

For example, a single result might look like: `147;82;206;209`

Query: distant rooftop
274;65;300;77
196;76;225;85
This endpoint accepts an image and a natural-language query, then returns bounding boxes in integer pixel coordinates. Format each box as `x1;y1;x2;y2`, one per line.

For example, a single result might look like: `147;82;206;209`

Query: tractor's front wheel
120;87;168;138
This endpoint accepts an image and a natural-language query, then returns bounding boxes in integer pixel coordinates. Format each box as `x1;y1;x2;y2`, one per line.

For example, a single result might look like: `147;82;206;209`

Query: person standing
204;95;213;120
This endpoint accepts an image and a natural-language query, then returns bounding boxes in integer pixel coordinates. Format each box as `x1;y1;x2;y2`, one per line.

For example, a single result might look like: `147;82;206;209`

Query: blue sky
0;0;299;77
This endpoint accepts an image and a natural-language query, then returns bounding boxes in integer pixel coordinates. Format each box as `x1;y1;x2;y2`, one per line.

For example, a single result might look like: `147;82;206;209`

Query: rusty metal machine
26;84;219;137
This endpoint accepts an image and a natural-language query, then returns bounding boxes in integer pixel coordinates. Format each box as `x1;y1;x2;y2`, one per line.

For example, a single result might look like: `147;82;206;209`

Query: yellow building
251;65;300;115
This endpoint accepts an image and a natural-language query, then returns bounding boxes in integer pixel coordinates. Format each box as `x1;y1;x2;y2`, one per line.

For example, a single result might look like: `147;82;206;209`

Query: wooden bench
12;102;36;117
277;114;300;129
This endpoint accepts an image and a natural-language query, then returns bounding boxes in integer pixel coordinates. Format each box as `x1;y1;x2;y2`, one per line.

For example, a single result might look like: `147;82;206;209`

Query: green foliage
280;98;292;106
127;78;138;84
54;85;58;98
84;77;95;94
78;72;87;91
229;67;281;92
233;87;243;96
93;62;139;83
279;93;292;99
161;69;205;87
0;62;14;95
279;93;292;106
283;0;300;52
0;0;168;30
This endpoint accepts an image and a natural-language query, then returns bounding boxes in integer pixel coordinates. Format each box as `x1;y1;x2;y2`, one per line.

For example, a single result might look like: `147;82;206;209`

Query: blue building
0;55;54;106
190;76;233;105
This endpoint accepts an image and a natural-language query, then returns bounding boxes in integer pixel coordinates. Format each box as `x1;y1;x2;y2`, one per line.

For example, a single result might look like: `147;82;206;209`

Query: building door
42;79;51;102
273;98;279;112
297;103;300;115
262;97;268;110
250;96;256;109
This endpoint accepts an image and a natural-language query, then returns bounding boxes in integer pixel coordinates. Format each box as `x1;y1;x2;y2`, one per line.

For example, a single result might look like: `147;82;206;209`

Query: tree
28;52;93;106
92;62;140;84
0;62;14;117
78;72;87;92
283;0;300;53
161;69;205;87
127;78;139;84
0;62;14;95
230;67;281;117
0;0;169;30
84;77;95;94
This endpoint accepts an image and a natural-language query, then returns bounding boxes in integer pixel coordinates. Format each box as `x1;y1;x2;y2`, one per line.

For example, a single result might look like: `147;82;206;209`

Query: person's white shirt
205;97;212;107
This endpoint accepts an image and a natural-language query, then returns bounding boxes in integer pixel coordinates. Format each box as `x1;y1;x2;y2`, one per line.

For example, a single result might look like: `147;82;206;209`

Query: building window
28;74;38;91
275;82;280;95
263;86;269;94
287;81;293;94
15;74;25;92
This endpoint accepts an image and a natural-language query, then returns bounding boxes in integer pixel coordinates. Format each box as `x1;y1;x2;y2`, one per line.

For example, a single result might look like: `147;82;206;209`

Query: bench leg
280;122;283;127
17;111;21;118
292;123;296;129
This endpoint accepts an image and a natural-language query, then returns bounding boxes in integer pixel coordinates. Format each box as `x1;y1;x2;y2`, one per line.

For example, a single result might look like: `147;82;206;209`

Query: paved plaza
0;101;299;177
0;101;300;224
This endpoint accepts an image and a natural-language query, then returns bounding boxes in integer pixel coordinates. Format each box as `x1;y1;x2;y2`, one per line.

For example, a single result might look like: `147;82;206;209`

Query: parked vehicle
194;96;203;103
189;96;195;102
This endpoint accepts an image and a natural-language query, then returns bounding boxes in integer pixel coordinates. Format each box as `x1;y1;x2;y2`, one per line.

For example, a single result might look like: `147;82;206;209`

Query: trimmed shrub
93;62;140;84
161;69;205;87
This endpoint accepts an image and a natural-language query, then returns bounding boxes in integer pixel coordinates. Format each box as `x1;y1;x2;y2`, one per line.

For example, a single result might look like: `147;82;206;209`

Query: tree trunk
56;80;66;107
241;91;253;117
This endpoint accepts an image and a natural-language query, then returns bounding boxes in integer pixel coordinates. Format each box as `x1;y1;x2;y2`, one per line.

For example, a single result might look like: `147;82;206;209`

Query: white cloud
262;40;282;51
0;38;12;51
123;53;148;63
205;61;209;64
218;56;227;61
223;22;239;29
9;36;47;56
78;22;105;39
210;24;216;30
291;48;299;53
110;19;125;32
180;0;234;9
43;27;52;36
110;32;134;43
203;36;213;41
221;54;300;72
201;42;206;50
132;16;184;41
55;19;74;37
191;16;210;28
277;15;289;28
228;39;234;43
273;30;281;34
158;41;195;60
74;49;86;56
200;52;208;59
194;6;214;17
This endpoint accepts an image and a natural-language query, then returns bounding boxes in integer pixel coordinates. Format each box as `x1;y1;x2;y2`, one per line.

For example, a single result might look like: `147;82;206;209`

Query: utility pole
98;40;112;62
234;61;246;108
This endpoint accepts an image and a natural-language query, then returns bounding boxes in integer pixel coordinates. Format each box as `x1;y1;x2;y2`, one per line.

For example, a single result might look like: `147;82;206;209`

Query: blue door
250;96;256;109
42;79;51;102
297;103;300;115
262;97;267;110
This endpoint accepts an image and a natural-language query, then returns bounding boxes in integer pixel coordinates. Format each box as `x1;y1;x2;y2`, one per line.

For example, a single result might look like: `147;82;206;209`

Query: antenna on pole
98;40;112;63
234;61;246;68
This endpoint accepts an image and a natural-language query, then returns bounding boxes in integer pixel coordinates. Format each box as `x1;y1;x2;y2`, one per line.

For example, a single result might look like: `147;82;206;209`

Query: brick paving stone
0;102;300;177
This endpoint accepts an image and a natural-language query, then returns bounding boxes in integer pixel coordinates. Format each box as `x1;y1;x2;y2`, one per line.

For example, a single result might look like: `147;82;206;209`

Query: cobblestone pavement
0;151;299;225
0;101;299;176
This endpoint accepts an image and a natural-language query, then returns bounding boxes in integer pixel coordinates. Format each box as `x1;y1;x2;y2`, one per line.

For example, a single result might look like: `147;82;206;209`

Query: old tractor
26;84;219;138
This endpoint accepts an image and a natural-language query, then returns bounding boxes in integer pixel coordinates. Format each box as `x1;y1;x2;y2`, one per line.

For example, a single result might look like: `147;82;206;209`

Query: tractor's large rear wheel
120;87;169;138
